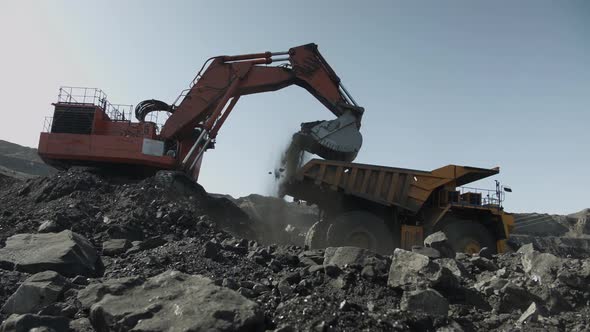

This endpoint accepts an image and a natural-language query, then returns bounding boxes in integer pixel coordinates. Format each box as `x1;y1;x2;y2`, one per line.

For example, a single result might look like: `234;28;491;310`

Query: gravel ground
0;170;589;331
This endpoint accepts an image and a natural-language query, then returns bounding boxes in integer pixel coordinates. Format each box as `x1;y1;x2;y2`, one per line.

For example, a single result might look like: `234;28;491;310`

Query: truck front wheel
440;219;497;255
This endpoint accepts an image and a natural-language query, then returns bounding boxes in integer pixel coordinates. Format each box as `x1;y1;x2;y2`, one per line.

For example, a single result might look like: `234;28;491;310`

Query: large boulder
69;318;93;332
77;276;144;310
557;259;590;291
400;288;449;317
517;302;548;325
424;231;455;259
470;256;499;272
438;258;470;279
0;231;99;277
1;271;69;315
388;249;459;292
323;247;372;267
0;314;70;332
496;282;540;313
411;246;441;259
516;243;536;255
83;270;264;332
521;250;561;285
101;239;131;257
388;249;432;288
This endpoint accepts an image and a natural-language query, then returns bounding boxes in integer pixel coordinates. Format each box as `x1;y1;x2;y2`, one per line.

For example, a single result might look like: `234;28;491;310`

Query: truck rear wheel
324;211;395;255
440;219;496;255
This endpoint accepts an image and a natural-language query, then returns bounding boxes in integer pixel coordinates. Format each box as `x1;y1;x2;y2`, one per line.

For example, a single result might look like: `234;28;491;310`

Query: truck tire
325;211;395;255
304;221;329;250
440;219;496;255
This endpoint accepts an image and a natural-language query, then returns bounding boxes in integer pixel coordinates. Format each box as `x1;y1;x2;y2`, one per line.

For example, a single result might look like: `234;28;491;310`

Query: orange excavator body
38;43;364;179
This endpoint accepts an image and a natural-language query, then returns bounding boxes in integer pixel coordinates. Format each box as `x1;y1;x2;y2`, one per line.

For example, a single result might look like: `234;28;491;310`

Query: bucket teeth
296;135;358;162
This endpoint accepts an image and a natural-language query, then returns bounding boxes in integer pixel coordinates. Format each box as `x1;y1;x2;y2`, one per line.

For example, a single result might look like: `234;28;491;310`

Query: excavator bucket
294;111;363;162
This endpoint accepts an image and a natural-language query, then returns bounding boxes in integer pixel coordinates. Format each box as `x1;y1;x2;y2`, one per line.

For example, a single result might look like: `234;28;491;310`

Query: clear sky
0;1;588;214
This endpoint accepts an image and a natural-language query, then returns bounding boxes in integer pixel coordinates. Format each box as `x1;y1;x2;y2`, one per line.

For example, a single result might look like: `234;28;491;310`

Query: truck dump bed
284;159;499;213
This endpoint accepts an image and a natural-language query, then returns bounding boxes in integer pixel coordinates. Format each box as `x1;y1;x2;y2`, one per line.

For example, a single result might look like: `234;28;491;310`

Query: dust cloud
280;136;305;180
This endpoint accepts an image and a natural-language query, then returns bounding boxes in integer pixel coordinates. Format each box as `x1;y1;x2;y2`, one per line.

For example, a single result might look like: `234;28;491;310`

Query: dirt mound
0;169;255;247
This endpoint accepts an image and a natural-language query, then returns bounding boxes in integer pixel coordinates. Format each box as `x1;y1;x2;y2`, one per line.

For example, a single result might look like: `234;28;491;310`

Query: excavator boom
161;43;362;139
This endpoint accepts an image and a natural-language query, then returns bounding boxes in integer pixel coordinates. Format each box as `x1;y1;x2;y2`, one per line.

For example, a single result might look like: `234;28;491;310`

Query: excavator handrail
189;57;216;88
171;51;292;109
170;57;217;108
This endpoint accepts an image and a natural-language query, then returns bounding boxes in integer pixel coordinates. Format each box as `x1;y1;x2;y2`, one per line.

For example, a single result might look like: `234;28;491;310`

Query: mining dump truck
282;159;514;255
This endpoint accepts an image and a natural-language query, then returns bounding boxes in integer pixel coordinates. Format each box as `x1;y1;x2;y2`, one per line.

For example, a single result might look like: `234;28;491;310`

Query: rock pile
0;170;589;331
0;168;255;246
0;231;98;277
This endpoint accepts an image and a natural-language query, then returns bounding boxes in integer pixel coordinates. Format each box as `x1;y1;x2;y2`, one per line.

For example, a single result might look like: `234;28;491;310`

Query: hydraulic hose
134;99;172;122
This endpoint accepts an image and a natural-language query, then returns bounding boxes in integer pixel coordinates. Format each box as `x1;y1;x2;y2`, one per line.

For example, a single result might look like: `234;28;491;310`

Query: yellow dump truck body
283;159;513;253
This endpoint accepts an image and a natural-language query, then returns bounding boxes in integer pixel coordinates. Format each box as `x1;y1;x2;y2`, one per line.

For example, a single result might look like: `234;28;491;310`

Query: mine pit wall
509;211;590;257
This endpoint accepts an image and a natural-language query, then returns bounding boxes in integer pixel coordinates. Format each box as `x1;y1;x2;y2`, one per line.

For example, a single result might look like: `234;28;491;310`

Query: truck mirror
504;186;512;192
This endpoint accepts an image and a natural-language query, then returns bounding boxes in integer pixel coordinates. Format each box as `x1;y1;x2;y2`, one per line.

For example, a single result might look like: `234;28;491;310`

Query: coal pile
0;168;254;246
0;174;16;189
0;170;589;331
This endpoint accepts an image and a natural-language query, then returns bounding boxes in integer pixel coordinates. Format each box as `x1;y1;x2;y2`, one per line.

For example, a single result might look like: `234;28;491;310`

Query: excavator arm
148;43;364;174
161;43;363;139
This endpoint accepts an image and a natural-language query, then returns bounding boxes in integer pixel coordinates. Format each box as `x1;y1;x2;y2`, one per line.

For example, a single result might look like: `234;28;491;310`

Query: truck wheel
441;219;496;255
325;211;395;255
304;221;329;249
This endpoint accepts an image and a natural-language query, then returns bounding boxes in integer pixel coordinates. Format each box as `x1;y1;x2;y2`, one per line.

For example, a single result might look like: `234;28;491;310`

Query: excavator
38;43;514;255
38;43;364;179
